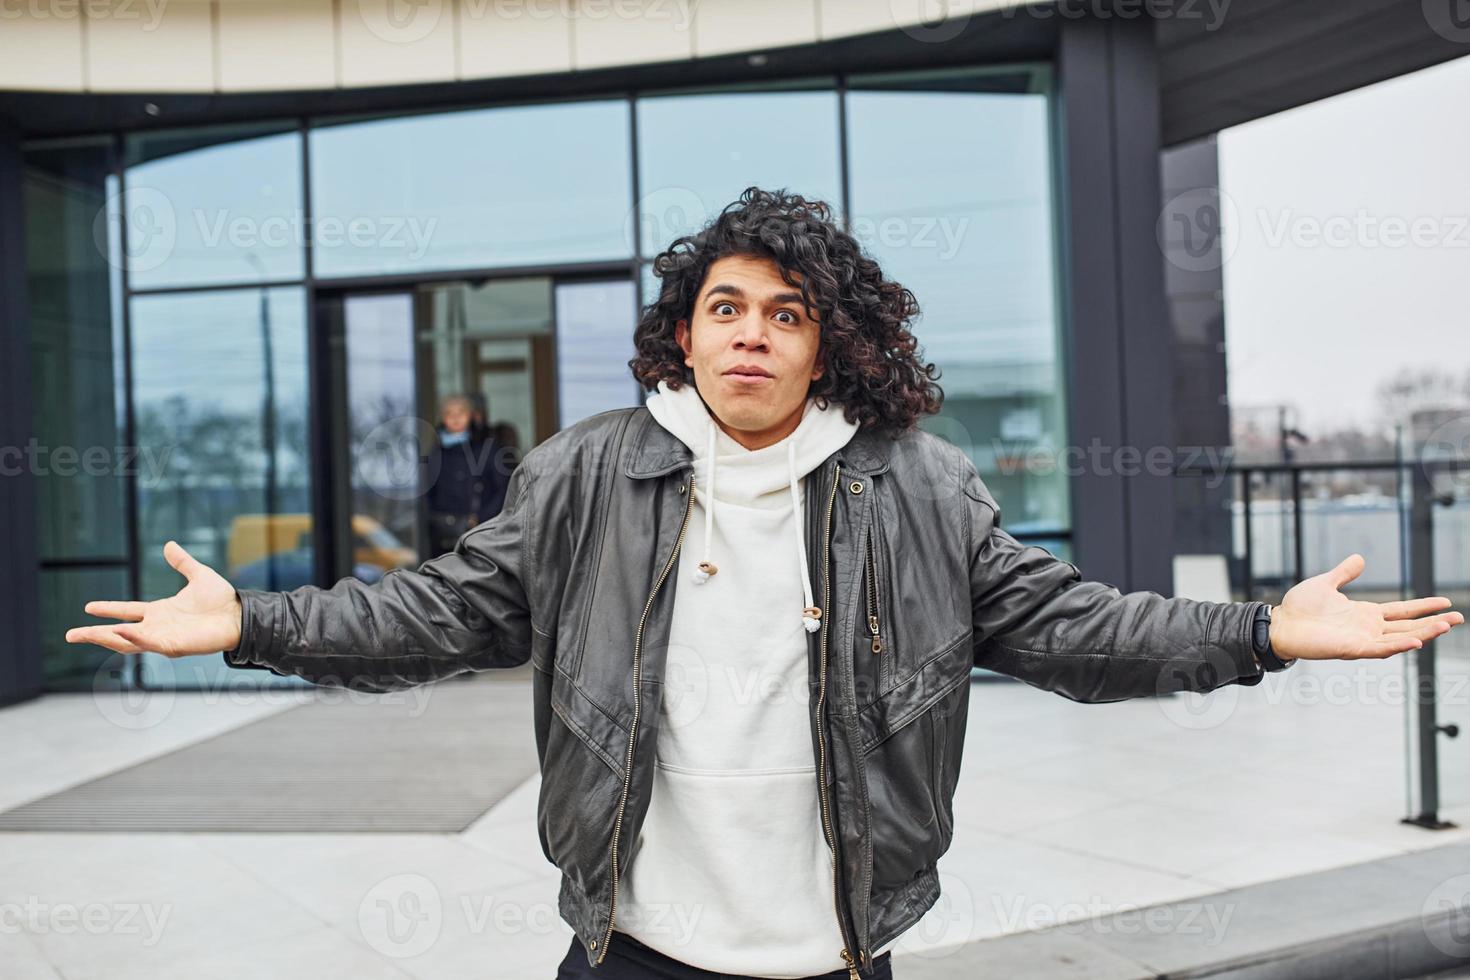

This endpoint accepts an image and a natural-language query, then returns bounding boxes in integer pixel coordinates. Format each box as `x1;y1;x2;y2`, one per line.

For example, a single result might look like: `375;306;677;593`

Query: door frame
308;264;641;586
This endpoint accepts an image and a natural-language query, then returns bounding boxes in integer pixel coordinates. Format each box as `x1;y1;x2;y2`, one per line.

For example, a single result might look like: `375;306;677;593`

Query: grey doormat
0;669;538;833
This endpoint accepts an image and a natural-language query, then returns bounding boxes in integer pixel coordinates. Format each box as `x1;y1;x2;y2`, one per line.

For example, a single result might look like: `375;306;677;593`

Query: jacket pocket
852;527;886;710
928;674;969;854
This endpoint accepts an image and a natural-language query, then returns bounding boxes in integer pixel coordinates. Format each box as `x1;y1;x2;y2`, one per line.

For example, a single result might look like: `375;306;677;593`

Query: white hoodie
615;379;871;977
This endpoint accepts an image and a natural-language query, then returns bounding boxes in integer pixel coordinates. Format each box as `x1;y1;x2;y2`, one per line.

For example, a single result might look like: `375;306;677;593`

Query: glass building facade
25;66;1068;690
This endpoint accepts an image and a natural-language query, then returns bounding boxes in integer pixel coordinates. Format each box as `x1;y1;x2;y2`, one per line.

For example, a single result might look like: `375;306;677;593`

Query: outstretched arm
66;464;537;692
964;470;1461;703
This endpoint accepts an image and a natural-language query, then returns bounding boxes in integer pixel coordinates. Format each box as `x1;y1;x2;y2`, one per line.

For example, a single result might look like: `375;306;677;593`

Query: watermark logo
892;0;971;43
898;871;976;954
1154;645;1241;730
92;661;177;731
1422;873;1470;957
1158;187;1238;273
629;186;710;258
357;416;441;502
1423;0;1470;43
359;873;443;958
1420;413;1470;500
95;185;176;275
353;0;445;44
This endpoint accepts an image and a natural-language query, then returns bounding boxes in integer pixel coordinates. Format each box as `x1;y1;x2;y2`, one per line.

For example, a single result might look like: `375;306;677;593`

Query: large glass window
25;137;130;690
555;280;641;426
635;86;842;258
129;287;311;688
847;69;1068;536
310;100;634;278
123;123;305;291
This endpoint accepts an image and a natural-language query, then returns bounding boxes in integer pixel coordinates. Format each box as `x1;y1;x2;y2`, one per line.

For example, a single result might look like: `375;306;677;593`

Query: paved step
894;840;1470;980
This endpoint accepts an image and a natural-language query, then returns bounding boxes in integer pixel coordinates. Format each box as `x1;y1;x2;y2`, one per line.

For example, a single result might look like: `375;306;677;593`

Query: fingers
63;624;147;655
1383;621;1456;648
1384;612;1464;634
82;600;149;622
164;539;205;583
1327;553;1366;589
1359;635;1423;659
1380;596;1454;620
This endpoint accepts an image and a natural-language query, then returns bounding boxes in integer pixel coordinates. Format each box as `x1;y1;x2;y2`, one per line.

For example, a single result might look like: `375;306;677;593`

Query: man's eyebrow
703;283;808;308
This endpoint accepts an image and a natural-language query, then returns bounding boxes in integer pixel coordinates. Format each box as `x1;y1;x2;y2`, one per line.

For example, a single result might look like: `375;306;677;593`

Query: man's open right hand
65;541;243;658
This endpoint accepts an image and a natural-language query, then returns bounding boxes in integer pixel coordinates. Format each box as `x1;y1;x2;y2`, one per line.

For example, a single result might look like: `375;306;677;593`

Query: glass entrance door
319;274;640;582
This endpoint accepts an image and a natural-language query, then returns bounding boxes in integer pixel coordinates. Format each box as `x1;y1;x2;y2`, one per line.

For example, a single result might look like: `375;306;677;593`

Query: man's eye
774;310;797;324
713;302;736;316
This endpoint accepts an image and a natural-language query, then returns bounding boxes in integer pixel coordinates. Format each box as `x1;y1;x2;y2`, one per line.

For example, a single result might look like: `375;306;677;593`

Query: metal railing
1176;456;1467;830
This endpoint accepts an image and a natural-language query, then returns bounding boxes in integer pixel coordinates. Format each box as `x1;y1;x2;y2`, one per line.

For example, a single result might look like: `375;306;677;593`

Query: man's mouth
724;365;774;384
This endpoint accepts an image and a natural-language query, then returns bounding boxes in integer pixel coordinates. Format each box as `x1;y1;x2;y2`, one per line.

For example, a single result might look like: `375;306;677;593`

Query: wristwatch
1252;603;1295;672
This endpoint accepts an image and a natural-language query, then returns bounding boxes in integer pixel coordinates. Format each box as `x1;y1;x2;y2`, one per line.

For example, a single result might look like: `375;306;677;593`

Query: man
67;188;1462;980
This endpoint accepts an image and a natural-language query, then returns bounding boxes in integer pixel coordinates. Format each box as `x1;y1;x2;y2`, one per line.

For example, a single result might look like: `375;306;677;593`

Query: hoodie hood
644;379;859;632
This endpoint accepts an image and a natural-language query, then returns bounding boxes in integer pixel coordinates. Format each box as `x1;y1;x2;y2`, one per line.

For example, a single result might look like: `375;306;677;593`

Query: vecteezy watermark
1160;187;1470;273
993;895;1235;944
1002;0;1232;31
354;415;517;503
350;0;694;45
0;0;169;30
360;874;443;958
989;440;1237;489
1420;413;1470;500
93;186;438;276
1423;0;1470;44
891;0;973;44
849;214;970;262
0;440;173;484
896;871;976;955
357;873;701;958
1158;187;1238;274
0;897;172;945
91;659;437;732
1154;645;1242;731
1422;873;1470;958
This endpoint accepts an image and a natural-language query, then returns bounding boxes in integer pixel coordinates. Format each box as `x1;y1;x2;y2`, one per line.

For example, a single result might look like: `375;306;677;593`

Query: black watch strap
1252;604;1294;671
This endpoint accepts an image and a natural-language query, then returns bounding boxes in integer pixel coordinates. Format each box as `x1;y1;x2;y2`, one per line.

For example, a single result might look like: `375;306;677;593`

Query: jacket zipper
815;464;864;980
865;526;883;656
596;470;696;964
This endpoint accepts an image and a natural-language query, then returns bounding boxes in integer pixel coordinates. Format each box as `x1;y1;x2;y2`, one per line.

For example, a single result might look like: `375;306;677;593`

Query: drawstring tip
693;561;717;585
802;606;822;633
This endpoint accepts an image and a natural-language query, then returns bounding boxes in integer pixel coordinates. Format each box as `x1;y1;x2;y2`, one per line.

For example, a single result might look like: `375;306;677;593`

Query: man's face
674;254;824;450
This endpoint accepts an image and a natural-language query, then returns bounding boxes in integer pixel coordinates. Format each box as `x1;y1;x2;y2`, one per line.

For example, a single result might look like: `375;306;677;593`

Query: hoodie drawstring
788;441;822;634
691;419;719;584
689;418;822;634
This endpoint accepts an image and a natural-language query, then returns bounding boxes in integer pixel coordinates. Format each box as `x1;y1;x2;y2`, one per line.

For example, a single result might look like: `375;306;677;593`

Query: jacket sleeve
964;466;1265;703
222;461;536;692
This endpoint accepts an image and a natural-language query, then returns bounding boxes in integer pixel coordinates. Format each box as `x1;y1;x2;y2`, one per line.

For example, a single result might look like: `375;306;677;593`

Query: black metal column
1055;14;1177;594
0;119;43;707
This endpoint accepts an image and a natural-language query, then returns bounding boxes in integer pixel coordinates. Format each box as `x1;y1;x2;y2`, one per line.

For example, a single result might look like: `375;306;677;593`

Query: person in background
425;393;508;558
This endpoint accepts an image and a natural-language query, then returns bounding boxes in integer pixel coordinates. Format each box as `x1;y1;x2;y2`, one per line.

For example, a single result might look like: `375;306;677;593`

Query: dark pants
555;931;894;980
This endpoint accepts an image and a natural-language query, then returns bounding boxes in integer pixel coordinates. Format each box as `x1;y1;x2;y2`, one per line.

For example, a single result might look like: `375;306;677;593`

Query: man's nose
733;314;769;348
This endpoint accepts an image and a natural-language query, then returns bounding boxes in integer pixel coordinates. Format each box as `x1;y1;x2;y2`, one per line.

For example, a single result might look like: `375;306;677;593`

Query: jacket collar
622;405;891;479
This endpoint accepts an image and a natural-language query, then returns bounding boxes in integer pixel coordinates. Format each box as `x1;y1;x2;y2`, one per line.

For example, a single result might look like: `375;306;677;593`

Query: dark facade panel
1160;136;1233;561
0;120;42;706
1159;0;1468;146
1056;15;1178;594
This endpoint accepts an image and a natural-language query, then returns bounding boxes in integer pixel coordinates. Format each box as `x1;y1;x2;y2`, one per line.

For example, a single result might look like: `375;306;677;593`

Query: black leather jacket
225;407;1267;977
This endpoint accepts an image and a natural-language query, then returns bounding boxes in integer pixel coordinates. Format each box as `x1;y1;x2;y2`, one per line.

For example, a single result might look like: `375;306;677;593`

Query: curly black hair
629;186;943;437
